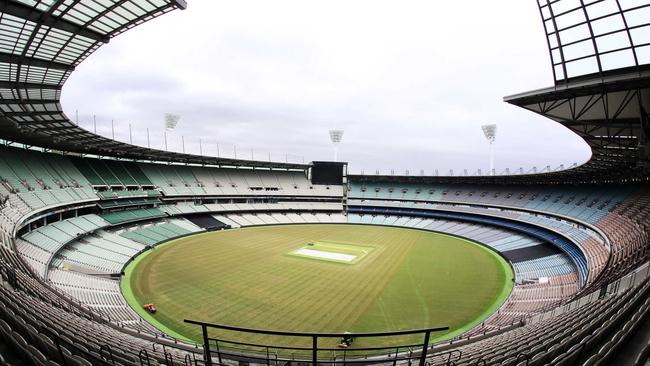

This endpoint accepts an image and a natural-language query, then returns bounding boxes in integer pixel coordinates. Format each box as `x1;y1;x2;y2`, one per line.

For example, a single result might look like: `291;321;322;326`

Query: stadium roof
536;0;650;84
504;0;650;181
505;68;650;181
0;0;648;180
0;0;307;170
355;0;650;184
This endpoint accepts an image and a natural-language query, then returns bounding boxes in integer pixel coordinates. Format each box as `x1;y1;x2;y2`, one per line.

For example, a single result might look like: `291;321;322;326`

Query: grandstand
0;0;648;365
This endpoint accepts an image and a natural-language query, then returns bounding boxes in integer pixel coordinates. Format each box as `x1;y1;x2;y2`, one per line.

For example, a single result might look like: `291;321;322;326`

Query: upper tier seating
349;182;634;225
136;162;342;197
0;147;96;214
160;201;344;216
138;163;206;196
71;158;152;187
190;167;341;197
0;146;342;244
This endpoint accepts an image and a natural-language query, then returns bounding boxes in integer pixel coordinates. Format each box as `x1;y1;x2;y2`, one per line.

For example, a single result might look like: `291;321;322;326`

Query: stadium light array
329;130;344;162
481;124;497;175
164;113;181;151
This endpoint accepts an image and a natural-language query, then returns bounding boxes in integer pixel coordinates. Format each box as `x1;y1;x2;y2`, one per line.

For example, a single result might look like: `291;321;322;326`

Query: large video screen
311;162;345;185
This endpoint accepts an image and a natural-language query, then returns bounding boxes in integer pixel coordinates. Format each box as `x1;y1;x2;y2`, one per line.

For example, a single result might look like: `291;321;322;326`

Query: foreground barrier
185;319;449;366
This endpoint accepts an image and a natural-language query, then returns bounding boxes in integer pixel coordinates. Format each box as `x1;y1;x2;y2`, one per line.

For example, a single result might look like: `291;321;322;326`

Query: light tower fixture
164;113;180;151
329;130;344;161
481;124;497;175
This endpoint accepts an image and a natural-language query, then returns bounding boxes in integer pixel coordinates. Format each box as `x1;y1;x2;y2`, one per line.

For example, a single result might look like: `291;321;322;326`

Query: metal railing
185;319;449;366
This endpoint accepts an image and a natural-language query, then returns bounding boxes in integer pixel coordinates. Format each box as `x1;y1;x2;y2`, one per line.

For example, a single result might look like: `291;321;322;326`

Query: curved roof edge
0;0;307;170
504;68;650;182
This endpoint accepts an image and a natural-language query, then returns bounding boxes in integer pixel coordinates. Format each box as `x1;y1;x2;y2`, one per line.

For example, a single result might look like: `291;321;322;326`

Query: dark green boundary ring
120;224;515;345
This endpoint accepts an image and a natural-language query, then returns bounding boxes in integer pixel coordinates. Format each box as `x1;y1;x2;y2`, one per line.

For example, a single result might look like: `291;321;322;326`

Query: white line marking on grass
293;249;357;262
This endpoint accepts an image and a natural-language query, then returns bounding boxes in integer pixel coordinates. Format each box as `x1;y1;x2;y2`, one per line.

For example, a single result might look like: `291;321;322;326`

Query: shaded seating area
100;208;166;225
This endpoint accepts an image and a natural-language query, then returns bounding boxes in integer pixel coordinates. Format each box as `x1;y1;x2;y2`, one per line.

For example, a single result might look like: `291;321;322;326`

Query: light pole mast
329;130;344;162
481;124;497;175
164;113;180;152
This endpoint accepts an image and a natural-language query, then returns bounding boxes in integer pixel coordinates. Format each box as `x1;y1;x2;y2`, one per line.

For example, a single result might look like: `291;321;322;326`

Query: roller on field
143;303;157;314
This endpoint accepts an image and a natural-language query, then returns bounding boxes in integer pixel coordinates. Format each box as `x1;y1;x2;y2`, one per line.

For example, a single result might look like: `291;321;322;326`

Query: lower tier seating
0;242;647;365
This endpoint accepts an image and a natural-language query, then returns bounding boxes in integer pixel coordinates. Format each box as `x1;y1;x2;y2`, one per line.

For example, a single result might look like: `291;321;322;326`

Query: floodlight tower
329;130;344;162
481;124;497;175
164;113;180;151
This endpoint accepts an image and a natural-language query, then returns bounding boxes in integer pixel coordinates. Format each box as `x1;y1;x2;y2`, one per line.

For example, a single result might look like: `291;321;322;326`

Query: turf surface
122;224;513;348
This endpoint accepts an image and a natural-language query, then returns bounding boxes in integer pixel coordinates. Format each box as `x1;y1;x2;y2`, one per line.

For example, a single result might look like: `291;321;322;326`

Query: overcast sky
61;0;591;175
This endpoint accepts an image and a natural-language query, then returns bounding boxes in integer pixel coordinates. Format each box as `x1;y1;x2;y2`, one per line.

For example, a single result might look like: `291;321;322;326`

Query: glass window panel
630;25;650;45
124;2;150;16
552;0;582;15
554;64;565;81
635;44;650;63
565;56;599;77
624;7;650;26
559;24;592;44
112;8;138;23
541;4;552;19
587;0;619;19
552;48;563;63
549;34;559;48
545;19;558;34
563;39;596;60
590;13;626;35
556;9;587;30
596;31;632;52
618;0;650;10
600;48;636;69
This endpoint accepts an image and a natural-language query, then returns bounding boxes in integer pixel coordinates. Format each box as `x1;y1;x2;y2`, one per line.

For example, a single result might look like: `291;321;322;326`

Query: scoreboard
310;161;347;185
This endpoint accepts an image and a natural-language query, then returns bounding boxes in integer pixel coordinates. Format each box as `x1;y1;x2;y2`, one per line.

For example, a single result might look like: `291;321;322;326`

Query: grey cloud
61;0;591;174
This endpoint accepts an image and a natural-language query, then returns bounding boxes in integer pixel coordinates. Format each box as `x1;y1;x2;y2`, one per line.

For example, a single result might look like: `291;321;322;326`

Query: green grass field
122;224;513;349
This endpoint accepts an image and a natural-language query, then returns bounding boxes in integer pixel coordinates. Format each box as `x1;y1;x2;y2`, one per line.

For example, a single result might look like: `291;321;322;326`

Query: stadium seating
0;147;96;215
1;238;647;366
71;158;153;188
100;208;166;225
0;246;195;364
120;220;200;246
349;182;650;281
348;199;608;285
0;144;647;365
349;183;634;225
0;0;648;361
